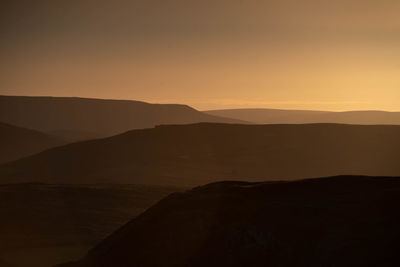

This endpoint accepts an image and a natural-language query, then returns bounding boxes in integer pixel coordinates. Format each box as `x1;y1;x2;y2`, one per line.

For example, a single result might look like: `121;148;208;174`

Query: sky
1;0;400;111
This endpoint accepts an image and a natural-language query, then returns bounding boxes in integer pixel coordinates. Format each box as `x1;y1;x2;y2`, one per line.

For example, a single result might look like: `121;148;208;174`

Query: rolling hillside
1;123;399;186
0;122;66;164
60;176;400;267
205;108;400;125
0;183;182;267
0;95;244;137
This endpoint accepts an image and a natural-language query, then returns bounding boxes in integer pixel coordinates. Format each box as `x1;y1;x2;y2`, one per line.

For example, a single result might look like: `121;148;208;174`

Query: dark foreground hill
60;176;400;267
0;184;182;267
0;95;244;137
0;122;66;164
205;108;400;125
1;123;399;186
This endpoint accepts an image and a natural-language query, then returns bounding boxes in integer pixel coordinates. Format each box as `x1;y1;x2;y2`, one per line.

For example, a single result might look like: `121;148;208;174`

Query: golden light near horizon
1;0;400;111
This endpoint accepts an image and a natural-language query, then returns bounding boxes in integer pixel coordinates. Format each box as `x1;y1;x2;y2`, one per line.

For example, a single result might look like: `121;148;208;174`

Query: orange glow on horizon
1;0;399;111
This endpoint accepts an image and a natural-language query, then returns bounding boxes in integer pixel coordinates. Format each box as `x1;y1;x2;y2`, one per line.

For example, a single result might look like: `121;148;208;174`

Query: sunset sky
1;0;400;111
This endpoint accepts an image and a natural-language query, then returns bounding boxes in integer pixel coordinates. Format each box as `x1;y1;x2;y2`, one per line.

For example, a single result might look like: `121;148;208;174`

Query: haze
1;0;400;111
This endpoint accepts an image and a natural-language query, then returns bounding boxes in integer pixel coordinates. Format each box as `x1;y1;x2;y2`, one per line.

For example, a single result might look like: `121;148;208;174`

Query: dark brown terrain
0;183;183;267
205;108;400;125
60;175;400;267
1;123;399;185
0;258;14;267
0;95;244;137
46;130;104;143
0;122;66;164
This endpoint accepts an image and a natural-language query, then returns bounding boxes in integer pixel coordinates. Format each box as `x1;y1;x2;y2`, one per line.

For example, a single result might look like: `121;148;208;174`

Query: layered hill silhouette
59;176;400;267
0;122;66;164
0;95;244;137
1;123;399;185
205;108;400;125
47;129;104;143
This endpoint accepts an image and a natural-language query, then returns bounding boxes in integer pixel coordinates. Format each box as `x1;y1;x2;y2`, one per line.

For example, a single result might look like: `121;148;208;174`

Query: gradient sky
1;0;400;111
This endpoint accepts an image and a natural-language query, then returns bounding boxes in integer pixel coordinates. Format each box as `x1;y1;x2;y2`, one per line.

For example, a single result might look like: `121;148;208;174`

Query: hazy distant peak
0;121;66;164
0;95;245;137
205;108;400;125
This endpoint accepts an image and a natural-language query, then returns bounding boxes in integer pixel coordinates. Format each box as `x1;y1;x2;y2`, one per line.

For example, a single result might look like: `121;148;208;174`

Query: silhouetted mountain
1;123;399;185
59;175;400;267
0;122;66;164
0;95;244;137
205;108;400;125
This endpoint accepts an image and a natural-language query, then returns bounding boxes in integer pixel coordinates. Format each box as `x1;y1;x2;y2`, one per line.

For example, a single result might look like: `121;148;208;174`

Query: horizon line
1;93;399;113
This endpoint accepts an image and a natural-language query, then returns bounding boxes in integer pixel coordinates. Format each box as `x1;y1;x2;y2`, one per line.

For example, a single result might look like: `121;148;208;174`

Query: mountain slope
205;108;400;125
1;123;399;185
0;183;182;267
47;129;104;143
59;176;400;267
0;95;245;137
0;122;66;164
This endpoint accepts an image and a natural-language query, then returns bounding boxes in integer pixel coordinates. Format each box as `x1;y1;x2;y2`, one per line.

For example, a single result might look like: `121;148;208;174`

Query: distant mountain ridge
0;95;245;137
0;121;66;164
205;108;400;125
1;123;399;186
59;175;400;267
